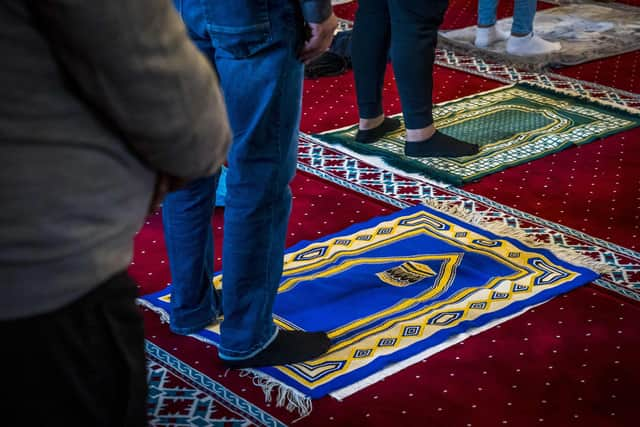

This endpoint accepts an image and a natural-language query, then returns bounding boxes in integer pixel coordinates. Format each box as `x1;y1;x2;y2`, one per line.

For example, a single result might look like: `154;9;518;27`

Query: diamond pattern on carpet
557;50;640;94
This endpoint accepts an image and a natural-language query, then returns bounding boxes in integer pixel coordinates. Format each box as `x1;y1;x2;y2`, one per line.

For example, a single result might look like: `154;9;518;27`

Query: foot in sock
355;117;402;143
506;33;561;56
220;330;331;368
404;131;479;158
474;25;509;48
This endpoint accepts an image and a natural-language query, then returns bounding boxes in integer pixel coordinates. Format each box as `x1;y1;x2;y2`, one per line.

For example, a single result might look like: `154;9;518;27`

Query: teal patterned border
145;340;287;427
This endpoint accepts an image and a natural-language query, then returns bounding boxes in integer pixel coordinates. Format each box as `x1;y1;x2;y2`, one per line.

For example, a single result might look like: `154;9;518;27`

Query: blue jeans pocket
199;0;272;58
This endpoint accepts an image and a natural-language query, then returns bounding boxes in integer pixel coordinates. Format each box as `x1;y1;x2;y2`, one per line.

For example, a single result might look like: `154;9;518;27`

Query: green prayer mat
313;83;640;185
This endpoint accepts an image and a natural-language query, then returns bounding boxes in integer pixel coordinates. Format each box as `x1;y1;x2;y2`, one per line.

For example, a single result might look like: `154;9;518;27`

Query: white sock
474;25;509;48
506;32;561;56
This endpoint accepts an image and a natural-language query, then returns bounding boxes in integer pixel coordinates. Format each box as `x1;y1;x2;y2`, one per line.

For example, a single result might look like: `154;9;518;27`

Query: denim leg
352;0;391;120
162;174;221;335
477;0;499;27
207;2;304;359
511;0;537;35
388;0;448;129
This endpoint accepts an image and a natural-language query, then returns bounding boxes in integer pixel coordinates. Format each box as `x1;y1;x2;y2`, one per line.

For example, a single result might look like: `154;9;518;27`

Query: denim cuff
218;327;279;360
300;0;332;23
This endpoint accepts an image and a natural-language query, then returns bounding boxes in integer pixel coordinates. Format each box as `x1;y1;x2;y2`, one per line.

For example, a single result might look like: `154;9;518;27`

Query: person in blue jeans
351;0;479;158
474;0;561;56
163;0;337;368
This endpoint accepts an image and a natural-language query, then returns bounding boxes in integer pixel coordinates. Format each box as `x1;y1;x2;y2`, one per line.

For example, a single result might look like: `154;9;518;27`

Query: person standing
351;0;479;157
163;0;336;368
0;0;231;425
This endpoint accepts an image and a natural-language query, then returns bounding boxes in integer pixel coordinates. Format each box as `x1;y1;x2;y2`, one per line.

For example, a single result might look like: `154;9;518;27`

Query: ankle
405;125;436;142
359;115;385;130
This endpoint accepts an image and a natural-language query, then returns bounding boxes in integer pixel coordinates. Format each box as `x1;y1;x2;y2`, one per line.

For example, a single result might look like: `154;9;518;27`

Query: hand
148;173;190;215
299;13;338;65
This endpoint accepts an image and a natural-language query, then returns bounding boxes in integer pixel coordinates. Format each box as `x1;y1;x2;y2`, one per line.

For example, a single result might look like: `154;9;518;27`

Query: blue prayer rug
141;205;598;399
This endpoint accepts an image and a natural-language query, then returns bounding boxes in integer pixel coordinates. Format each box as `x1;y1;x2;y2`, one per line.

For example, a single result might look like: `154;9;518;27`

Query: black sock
355;117;402;143
220;330;331;368
404;131;479;157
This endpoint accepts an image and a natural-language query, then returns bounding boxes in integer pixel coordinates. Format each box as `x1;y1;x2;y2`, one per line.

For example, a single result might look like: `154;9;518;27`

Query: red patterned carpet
303;285;640;427
134;1;640;425
133;171;640;427
303;66;640;250
465;128;640;250
556;51;640;94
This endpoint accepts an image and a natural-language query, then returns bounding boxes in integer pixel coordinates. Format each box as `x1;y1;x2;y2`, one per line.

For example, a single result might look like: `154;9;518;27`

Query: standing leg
162;0;222;335
477;0;500;27
351;0;401;143
474;0;509;48
162;174;221;335
511;0;538;36
506;0;561;55
207;0;329;367
388;0;479;157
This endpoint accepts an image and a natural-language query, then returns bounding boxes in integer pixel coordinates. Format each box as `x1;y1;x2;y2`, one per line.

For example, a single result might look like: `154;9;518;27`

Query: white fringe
139;298;314;418
240;369;313;421
518;80;640;115
310;136;452;188
422;199;614;275
136;298;171;324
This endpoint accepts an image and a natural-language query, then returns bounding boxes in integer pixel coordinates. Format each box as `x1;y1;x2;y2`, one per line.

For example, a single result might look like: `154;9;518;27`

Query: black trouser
1;272;148;427
352;0;449;129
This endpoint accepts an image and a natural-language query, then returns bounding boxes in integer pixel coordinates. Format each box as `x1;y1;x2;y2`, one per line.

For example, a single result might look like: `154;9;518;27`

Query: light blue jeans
478;0;537;36
164;0;304;360
215;166;226;207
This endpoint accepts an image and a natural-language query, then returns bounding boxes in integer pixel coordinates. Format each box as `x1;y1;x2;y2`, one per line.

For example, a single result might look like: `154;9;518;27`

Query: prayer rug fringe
136;298;314;418
437;35;547;72
517;81;640;116
433;48;640;111
310;133;454;187
137;297;171;323
423;199;614;275
241;369;313;421
316;131;467;185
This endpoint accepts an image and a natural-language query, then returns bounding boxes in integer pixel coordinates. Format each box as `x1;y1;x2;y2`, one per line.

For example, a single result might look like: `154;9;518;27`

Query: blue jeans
478;0;537;36
164;0;304;360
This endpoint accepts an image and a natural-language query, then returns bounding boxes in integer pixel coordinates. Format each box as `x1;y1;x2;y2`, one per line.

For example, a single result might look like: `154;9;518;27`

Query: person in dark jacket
162;0;336;368
0;1;231;425
351;0;479;158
